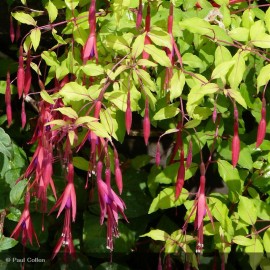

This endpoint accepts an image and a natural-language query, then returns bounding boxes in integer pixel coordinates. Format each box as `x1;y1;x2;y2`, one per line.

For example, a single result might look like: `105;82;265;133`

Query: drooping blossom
10;16;15;43
143;98;150;145
142;4;151;61
136;0;143;29
175;149;185;200
256;97;266;148
114;148;123;194
17;46;25;98
24;50;32;96
11;191;39;247
232;104;240;167
96;161;128;250
49;162;77;222
82;0;98;63
52;207;75;260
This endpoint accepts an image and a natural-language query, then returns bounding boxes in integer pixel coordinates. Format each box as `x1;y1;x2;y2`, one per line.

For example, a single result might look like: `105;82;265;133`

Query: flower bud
10;16;15;43
256;98;266;148
21;100;26;128
136;0;143;29
232;121;240;167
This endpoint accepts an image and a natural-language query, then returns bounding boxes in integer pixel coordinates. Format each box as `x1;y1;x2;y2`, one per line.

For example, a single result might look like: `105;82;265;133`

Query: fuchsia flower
256;97;266;148
17;46;25;98
96;161;128;251
11;191;39;247
142;4;151;61
143;98;150;145
125;91;132;135
10;16;15;43
52;207;76;260
175;149;185;200
82;0;98;63
50;163;77;222
232;104;240;167
136;0;143;29
24;50;32;96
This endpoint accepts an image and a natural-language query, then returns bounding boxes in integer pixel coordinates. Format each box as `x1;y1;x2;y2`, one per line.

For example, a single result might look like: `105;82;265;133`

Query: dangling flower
5;70;12;127
96;161;128;251
11;191;39;247
17;46;25;98
52;207;76;260
175;149;185;200
232;104;240;167
256;97;266;148
136;0;143;29
49;163;77;222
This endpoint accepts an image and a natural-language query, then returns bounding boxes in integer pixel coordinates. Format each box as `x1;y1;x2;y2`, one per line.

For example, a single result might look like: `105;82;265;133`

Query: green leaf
148;28;172;50
238;196;257;225
144;45;172;67
227;52;246;90
169;70;185;101
229;27;249;42
86;122;111;139
148;187;188;214
211;60;235;80
0;128;13;158
59;82;90;103
153;105;180;120
81;63;104;77
45;0;58;22
52;29;67;44
12;12;36;26
245;238;264;270
252;33;270;48
75;116;97;126
182;53;204;69
224;88;247;109
257;64;270;92
184;119;201;129
65;0;79;10
41;51;59;67
10;179;27;205
0;237;18;251
137;59;157;67
233;236;256;246
40;90;54;104
73;156;89;171
179;17;211;35
141;229;169;242
263;228;270;258
54;107;78;119
217;160;241;193
215;46;232;66
136;69;156;91
30;28;41;51
132;33;145;58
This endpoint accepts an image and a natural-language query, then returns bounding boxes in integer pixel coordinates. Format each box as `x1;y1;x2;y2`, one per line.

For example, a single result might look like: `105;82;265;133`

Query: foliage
0;0;270;269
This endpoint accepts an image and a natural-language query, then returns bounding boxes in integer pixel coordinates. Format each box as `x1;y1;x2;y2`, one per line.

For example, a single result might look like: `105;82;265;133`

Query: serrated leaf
238;196;257;225
12;12;36;26
141;229;169;242
144;45;172;67
153;105;180;120
45;0;58;22
30;28;41;51
54;107;78;119
81;63;104;76
10;179;27;205
148;187;188;214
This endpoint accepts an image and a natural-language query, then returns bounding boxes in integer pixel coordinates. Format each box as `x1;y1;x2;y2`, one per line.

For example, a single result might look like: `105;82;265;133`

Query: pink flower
175;149;185;200
49;163;77;222
97;161;128;250
11;191;39;247
5;70;12;127
256;97;266;148
52;207;75;260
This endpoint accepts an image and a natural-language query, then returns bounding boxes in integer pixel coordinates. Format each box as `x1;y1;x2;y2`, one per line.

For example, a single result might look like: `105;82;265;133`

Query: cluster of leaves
1;0;270;269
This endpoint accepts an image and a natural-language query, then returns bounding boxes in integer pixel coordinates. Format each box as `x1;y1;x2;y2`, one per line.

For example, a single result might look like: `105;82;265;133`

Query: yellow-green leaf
12;12;36;26
141;229;169;242
54;107;78;119
144;45;172;67
30;28;41;51
40;90;54;104
45;0;58;22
